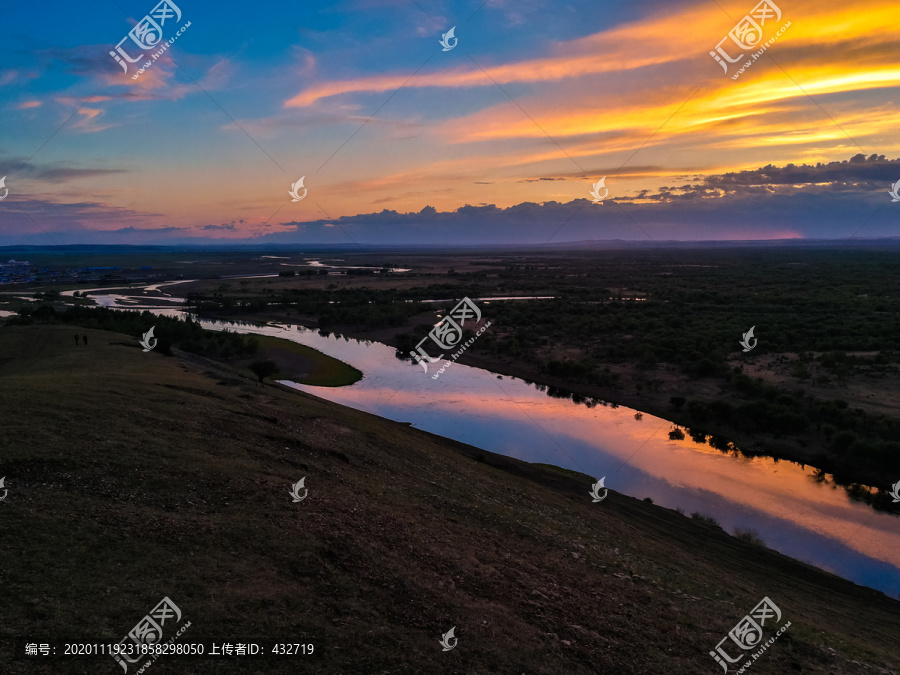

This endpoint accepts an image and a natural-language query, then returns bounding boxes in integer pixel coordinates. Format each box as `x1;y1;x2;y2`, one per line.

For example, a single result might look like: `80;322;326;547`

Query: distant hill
3;237;900;255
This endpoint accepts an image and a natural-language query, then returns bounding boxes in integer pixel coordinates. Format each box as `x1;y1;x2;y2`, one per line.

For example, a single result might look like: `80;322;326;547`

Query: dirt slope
1;324;898;674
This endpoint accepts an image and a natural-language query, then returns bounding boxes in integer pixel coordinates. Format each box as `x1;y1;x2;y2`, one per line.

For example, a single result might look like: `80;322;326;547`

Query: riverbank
441;347;896;493
226;334;362;387
2;323;899;674
163;247;899;495
12;249;898;493
202;306;893;492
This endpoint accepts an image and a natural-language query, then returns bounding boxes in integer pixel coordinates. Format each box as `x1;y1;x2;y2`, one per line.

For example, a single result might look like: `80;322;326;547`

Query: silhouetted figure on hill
74;334;80;345
82;334;88;346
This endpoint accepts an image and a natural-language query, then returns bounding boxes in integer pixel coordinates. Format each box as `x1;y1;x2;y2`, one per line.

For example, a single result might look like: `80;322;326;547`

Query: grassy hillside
1;323;898;674
224;333;363;387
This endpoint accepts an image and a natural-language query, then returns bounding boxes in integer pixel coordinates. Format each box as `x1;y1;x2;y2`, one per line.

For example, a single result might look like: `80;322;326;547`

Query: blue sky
1;0;899;245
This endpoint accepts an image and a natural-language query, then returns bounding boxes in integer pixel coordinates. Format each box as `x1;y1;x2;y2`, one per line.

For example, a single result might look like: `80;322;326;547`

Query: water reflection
487;379;897;512
270;328;900;599
59;289;900;597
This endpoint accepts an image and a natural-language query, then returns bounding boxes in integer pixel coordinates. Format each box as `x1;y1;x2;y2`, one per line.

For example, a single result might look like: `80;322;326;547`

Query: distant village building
0;260;33;284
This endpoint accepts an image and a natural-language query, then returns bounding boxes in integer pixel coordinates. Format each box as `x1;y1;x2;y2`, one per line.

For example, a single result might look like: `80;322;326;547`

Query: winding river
51;282;900;598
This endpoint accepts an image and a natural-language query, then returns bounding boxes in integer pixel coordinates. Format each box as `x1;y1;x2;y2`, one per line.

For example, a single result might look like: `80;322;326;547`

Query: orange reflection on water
322;383;900;573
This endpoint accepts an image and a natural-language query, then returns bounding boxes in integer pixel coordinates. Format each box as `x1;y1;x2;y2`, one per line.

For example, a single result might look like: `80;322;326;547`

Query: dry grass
1;324;898;674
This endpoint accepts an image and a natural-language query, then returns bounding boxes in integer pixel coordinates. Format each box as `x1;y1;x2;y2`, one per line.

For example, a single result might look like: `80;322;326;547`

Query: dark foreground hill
1;324;898;674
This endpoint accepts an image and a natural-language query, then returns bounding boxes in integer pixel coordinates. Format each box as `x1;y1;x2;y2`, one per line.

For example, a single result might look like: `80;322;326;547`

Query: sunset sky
2;0;899;245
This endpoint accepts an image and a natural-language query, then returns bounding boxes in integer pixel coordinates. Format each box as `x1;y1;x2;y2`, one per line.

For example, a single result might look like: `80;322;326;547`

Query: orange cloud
285;0;900;158
284;3;722;108
70;108;114;134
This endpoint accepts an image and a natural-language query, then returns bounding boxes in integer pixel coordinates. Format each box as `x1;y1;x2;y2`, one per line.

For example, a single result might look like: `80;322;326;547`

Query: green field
231;334;363;387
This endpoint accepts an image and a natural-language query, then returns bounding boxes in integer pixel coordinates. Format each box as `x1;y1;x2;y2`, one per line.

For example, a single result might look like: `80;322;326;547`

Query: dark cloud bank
1;155;898;246
261;155;900;245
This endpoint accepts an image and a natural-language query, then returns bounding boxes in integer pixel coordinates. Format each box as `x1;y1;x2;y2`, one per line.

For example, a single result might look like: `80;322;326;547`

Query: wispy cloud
3;157;129;182
284;3;712;109
70;107;114;133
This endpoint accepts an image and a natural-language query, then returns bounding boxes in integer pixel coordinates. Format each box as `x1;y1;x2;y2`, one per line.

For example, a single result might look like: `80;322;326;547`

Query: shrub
791;361;811;380
831;430;857;454
690;512;722;529
710;400;734;423
155;334;174;356
249;359;279;382
694;358;718;377
4;315;34;326
31;305;57;320
733;528;766;546
689;428;708;444
709;435;731;451
687;400;709;423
